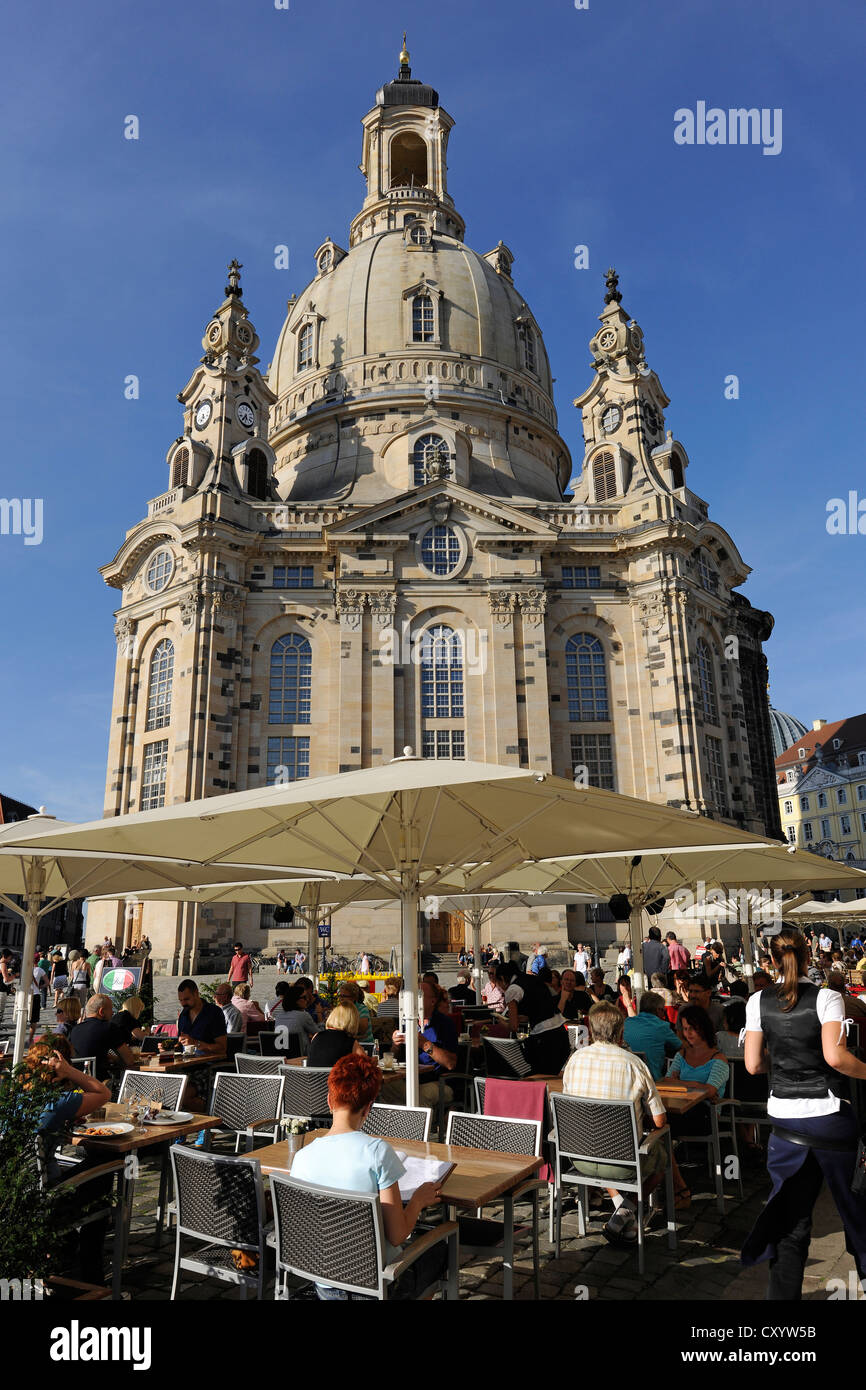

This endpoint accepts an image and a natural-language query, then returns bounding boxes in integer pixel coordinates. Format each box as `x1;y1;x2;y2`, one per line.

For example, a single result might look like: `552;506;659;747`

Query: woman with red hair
290;1052;445;1299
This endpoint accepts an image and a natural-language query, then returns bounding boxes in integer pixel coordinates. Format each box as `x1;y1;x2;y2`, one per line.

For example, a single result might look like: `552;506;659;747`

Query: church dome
769;705;809;760
269;229;555;404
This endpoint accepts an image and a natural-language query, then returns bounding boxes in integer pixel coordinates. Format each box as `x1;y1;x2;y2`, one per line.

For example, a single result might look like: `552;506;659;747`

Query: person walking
742;925;866;1299
227;942;252;986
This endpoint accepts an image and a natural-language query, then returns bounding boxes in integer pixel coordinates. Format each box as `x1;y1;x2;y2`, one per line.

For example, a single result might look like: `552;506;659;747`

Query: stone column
518;589;552;772
369;589;397;762
335;588;366;771
485;591;521;763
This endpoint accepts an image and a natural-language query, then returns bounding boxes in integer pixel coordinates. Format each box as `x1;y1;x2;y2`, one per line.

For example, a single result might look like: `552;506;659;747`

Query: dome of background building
769;705;809;759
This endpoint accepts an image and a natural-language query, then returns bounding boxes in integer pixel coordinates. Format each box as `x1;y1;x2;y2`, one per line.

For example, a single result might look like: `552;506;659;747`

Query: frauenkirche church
88;42;781;973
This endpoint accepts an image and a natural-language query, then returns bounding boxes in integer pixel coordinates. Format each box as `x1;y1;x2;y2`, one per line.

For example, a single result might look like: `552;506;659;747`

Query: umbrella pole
628;906;645;999
400;878;420;1109
13;888;42;1065
742;897;756;992
471;898;483;1004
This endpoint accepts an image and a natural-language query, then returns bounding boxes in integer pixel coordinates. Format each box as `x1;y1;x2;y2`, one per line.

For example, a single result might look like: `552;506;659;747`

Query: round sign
102;967;138;992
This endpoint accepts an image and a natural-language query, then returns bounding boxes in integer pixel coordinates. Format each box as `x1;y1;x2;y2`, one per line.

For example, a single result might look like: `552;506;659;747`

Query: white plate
73;1122;135;1137
144;1110;195;1125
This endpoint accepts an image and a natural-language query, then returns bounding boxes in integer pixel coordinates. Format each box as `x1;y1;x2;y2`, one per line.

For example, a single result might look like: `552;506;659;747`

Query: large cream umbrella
0;814;340;1064
788;898;866;929
456;846;866;991
0;760;788;1100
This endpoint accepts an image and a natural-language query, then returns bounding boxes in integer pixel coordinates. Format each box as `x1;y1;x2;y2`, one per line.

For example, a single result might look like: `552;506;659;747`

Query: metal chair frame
169;1147;268;1300
362;1103;432;1142
482;1035;532;1079
208;1072;286;1153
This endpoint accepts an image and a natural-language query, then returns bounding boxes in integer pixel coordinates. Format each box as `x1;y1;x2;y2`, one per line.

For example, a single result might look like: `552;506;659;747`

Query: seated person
449;970;475;1006
112;994;147;1047
481;968;505;1011
650;972;677;1008
290;1054;447;1299
308;1003;365;1067
69;994;137;1081
384;980;457;1106
230;984;267;1032
557;969;594;1021
296;976;326;1025
176;979;227;1059
667;1003;729;1204
562;1001;687;1240
623;991;680;1079
214;982;244;1033
678;974;726;1033
268;981;321;1055
826;970;866;1020
588;968;617;1004
337;981;372;1040
616;975;638;1017
53;996;81;1039
716;999;747;1056
376;977;402;1020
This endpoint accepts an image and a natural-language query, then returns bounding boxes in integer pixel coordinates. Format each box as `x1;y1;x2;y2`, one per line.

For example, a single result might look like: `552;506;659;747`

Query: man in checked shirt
562;1001;686;1244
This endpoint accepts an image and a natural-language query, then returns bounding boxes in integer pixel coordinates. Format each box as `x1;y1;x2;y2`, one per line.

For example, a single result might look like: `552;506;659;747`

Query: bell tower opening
389;131;428;188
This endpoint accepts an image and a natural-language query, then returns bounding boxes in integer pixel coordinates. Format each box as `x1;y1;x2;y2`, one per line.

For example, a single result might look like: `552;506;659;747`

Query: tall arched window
247;448;268;500
145;639;174;732
171;448;189;490
696;639;719;723
420;626;464;719
592;450;617;502
522;325;536;373
412;433;449;486
297;322;314;371
566;633;609;721
269;634;312;724
412;294;434;343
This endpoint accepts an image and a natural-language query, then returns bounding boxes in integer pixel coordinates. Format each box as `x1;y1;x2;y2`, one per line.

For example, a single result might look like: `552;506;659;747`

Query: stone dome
269;228;555;405
769;705;809;760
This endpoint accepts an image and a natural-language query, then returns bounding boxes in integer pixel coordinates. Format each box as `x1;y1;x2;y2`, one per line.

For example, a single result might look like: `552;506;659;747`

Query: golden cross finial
400;32;410;68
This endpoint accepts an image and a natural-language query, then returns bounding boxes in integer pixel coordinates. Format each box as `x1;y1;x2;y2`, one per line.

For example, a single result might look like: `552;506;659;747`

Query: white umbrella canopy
788;898;866;925
0;760;789;1096
457;845;866;989
0;814;347;1064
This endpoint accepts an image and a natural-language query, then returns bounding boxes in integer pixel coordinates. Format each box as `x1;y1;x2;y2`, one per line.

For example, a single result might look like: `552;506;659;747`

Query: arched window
269;634;312;724
696;639;719;723
412;433;449;486
145;639;174;732
247;448;268;500
522;325;536;373
171;448;189;490
420;626;464;719
566;633;609;721
297;323;314;371
410;223;429;245
412;294;434;343
592;450;617;502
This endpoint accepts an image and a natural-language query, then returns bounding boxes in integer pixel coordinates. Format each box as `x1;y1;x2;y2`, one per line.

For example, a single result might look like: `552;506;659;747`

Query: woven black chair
118;1070;189;1112
258;1029;303;1059
169;1147;268;1299
549;1092;676;1274
362;1103;432;1142
445;1110;545;1298
269;1174;458;1300
209;1072;285;1153
482;1035;532;1079
35;1136;125;1295
281;1066;332;1125
235;1054;288;1077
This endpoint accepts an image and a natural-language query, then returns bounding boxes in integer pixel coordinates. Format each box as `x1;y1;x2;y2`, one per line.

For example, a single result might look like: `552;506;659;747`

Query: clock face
206;322;222;345
598;329;617;351
195;400;212;429
236;402;255;430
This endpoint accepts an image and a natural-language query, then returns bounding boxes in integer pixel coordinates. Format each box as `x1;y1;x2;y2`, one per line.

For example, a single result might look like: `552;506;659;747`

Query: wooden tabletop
526;1075;715;1114
250;1133;542;1209
284;1056;408;1080
136;1052;218;1072
71;1103;222;1154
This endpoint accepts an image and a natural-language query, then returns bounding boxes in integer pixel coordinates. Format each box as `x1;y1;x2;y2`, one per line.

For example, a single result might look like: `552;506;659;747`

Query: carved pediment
323;482;561;549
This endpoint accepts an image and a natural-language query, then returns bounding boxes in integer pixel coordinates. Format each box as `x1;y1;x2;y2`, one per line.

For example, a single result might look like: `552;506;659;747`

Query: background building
769;705;809;760
86;45;781;973
776;715;866;877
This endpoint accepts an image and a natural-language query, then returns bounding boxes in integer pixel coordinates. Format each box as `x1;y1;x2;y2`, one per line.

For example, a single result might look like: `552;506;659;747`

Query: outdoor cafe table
250;1132;543;1299
526;1074;716;1114
72;1104;223;1297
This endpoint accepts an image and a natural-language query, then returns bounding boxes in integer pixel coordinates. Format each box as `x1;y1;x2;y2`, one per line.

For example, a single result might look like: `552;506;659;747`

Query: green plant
318;967;341;1010
0;1052;64;1280
198;979;220;1005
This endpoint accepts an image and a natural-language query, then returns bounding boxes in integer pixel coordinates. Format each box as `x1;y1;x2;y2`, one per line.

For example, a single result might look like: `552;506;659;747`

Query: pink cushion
483;1077;553;1182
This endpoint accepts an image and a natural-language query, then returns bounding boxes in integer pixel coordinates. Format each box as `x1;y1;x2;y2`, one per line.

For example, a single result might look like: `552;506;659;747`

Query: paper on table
393;1150;455;1202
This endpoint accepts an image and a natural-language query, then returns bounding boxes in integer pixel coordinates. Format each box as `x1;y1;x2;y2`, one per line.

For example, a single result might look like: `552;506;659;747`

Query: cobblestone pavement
6;977;858;1302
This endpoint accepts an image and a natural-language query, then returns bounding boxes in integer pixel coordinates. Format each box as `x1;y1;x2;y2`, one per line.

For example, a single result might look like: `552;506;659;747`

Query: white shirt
745;978;845;1117
503;981;564;1035
819;935;833;952
573;951;590;974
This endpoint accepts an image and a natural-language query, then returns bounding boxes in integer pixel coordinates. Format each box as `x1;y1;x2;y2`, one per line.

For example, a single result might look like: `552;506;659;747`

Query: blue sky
0;0;863;821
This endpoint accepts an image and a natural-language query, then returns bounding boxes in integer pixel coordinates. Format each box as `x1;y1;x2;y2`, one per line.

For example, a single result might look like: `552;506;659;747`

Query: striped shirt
562;1041;666;1129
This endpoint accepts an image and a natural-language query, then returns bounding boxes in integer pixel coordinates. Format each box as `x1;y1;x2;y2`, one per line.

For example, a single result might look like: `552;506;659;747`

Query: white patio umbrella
788;898;866;931
0;814;346;1064
0;758;791;1099
455;845;866;992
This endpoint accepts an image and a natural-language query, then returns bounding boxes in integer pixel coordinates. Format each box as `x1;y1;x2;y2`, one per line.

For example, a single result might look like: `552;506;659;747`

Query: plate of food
144;1110;194;1125
73;1122;135;1137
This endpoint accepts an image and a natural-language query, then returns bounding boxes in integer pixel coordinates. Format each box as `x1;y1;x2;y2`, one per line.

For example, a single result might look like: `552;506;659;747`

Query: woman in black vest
742;926;866;1299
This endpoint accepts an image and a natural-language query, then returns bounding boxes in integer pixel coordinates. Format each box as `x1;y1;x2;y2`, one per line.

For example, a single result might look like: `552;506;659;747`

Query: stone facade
87;45;781;974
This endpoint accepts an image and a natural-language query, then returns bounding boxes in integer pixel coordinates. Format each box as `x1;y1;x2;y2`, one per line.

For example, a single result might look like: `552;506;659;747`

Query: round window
601;405;621;434
420;524;461;577
410;223;429;245
145;549;174;593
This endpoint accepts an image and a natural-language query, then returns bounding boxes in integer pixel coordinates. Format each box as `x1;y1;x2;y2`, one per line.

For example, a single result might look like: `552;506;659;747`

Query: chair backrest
483;1035;532;1079
140;1037;161;1054
445;1109;541;1156
118;1070;188;1111
225;1032;246;1062
362;1103;431;1142
550;1092;640;1167
71;1057;96;1077
258;1029;303;1059
235;1054;287;1076
211;1072;285;1133
170;1147;264;1251
269;1174;386;1297
474;1075;487;1113
150;1023;178;1038
281;1066;332;1121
